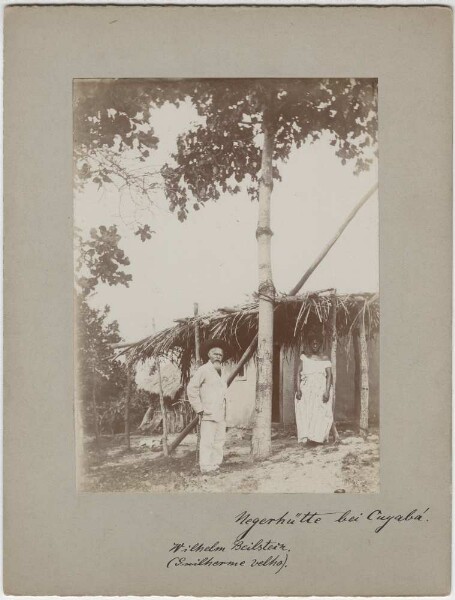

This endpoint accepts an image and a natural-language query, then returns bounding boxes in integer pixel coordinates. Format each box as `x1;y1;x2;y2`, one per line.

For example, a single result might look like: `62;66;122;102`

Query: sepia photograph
74;78;379;494
6;5;452;594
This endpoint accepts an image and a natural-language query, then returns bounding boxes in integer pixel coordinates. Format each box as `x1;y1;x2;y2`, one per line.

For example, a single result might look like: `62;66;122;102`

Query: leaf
76;225;134;294
134;224;155;242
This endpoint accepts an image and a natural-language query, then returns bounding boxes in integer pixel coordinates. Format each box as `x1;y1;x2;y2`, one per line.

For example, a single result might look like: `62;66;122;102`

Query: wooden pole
227;336;258;386
193;303;201;464
288;183;378;296
194;303;202;367
168;184;378;454
330;295;340;443
359;309;370;434
114;185;377;356
124;365;132;450
230;183;377;381
156;359;169;456
168;412;199;452
168;335;259;454
153;318;169;456
353;328;361;422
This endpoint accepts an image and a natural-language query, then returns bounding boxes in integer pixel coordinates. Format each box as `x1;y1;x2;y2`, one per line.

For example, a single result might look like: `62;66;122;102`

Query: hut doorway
272;344;282;423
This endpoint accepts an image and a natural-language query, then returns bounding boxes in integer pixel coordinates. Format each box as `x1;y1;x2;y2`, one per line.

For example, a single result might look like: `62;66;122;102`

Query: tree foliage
74;221;137;435
76;297;124;433
75;225;132;296
74;79;189;234
76;297;150;435
74;80;160;179
161;79;377;221
74;78;377;222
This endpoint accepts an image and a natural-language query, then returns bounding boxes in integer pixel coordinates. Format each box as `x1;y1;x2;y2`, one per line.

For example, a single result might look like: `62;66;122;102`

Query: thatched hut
126;289;379;431
137;362;192;434
141;361;183;399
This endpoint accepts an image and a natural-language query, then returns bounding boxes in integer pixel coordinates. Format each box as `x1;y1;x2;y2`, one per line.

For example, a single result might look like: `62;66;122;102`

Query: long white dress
295;354;333;443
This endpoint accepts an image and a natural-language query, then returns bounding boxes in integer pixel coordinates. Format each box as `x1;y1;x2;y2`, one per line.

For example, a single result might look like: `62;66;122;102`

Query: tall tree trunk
124;365;132;450
91;367;100;447
251;108;275;459
167;185;378;454
359;312;370;433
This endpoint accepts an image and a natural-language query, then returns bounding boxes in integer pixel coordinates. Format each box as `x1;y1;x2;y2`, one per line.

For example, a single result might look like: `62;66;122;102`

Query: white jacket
187;361;228;422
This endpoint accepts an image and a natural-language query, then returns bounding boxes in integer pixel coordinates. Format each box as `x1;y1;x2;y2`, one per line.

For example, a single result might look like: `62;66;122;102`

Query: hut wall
225;336;379;428
334;336;379;424
226;360;256;427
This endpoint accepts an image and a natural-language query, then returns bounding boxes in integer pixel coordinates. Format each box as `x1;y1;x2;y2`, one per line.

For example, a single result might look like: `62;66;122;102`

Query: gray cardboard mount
3;5;452;596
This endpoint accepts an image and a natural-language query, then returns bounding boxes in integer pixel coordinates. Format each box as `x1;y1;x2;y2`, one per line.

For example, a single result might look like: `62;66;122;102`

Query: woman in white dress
295;334;333;445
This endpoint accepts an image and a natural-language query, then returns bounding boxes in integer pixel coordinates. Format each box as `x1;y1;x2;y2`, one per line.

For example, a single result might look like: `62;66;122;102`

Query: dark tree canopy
74;78;378;222
74;79;159;163
74;79;188;202
162;79;377;221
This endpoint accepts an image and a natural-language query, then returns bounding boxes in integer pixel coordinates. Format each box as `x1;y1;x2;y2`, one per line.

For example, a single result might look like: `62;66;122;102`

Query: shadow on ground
79;424;379;494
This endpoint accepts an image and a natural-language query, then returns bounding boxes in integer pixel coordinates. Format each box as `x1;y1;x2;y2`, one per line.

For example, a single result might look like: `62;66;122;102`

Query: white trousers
199;420;226;472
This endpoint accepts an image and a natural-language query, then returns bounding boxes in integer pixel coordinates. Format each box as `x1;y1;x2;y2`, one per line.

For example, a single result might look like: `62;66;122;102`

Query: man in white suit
187;339;228;474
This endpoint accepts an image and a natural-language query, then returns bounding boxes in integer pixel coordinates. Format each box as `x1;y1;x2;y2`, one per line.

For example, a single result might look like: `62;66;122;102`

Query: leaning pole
167;182;378;454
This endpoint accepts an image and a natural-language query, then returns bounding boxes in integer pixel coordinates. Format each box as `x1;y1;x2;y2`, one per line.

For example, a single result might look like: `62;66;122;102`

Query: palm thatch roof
124;289;379;383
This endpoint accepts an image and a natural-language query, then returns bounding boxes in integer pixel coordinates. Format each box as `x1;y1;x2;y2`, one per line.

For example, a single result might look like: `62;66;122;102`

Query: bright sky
75;101;378;342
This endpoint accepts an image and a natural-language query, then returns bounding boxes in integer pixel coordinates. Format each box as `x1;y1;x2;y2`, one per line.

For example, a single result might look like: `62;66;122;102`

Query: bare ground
79;424;379;494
